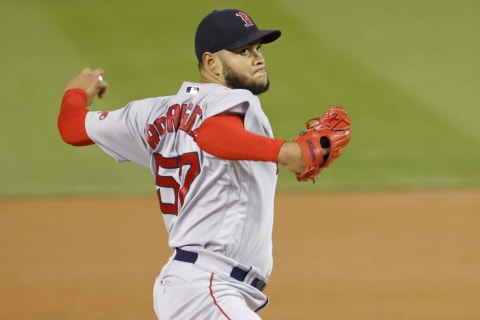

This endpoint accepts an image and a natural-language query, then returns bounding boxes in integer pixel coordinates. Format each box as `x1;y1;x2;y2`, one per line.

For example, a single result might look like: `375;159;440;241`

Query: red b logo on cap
236;12;254;27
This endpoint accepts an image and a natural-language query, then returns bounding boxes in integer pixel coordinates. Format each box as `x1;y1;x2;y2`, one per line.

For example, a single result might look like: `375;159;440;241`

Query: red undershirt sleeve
58;89;94;146
193;114;285;162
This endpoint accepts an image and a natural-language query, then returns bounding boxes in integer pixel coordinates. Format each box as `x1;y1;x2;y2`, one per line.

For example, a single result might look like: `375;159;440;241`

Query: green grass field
1;0;479;196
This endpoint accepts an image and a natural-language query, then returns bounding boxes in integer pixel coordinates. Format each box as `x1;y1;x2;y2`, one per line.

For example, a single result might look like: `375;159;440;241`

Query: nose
253;49;265;64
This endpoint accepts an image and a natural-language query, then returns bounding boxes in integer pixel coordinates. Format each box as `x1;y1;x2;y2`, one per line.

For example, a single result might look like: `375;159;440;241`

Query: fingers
77;67;105;82
81;67;92;74
93;68;108;99
97;78;108;99
91;68;104;80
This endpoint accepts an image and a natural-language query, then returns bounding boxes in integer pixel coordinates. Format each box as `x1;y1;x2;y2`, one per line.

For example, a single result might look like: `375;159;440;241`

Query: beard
223;63;270;95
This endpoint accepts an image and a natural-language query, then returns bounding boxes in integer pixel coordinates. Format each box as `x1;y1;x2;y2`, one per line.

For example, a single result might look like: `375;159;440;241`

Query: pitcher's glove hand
292;106;352;182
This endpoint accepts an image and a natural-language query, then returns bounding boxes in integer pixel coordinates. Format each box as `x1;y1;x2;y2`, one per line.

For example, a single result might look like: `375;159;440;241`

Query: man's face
217;41;270;95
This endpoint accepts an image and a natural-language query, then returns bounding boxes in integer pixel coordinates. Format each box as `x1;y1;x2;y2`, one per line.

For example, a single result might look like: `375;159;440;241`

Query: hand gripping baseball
65;67;108;106
292;106;352;182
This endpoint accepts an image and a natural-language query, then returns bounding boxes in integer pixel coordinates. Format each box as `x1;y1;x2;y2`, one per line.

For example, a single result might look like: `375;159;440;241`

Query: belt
173;248;267;292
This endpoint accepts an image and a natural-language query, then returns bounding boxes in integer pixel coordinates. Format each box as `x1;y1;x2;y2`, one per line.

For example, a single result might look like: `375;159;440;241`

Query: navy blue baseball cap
195;9;281;61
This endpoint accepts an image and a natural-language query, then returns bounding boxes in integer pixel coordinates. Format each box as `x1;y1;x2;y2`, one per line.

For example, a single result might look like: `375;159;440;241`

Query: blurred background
1;2;480;320
1;0;479;197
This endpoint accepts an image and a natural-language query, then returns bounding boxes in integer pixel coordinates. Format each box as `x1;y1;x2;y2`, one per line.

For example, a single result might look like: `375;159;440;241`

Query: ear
202;52;221;75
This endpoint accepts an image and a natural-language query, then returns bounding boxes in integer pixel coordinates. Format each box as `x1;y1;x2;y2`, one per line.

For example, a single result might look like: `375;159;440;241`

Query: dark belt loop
174;248;198;263
251;278;267;291
230;266;249;282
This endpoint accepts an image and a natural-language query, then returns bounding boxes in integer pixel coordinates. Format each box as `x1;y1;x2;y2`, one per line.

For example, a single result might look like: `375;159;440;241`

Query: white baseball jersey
85;82;278;277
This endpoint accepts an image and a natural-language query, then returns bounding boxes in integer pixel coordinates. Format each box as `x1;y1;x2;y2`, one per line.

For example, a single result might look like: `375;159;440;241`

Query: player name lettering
145;103;202;150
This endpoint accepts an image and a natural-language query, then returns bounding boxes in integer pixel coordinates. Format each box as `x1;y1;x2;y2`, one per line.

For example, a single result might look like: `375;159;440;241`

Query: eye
239;48;250;56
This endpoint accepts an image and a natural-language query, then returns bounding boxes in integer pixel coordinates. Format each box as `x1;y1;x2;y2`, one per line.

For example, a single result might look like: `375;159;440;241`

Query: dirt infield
1;189;479;319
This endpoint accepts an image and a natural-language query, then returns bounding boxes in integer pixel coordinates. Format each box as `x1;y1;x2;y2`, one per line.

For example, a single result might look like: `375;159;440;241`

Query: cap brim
225;29;281;51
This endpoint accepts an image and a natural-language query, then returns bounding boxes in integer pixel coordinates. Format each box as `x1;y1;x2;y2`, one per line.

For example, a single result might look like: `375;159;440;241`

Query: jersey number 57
153;152;201;215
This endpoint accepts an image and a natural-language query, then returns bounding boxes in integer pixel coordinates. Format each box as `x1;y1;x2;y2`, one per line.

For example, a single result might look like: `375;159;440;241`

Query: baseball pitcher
57;9;351;320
